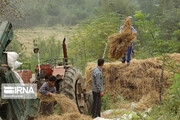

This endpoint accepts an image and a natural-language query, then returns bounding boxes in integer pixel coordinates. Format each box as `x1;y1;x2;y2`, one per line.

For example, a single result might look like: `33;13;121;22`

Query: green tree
173;22;180;52
101;0;137;17
134;11;179;58
153;0;180;40
135;0;155;15
69;13;120;72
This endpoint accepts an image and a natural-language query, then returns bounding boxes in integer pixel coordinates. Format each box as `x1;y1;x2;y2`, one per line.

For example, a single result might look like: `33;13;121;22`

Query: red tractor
34;38;91;113
17;63;33;83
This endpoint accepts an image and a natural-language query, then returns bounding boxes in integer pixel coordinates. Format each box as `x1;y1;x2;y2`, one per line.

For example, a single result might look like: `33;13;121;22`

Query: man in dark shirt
39;75;57;115
91;58;104;118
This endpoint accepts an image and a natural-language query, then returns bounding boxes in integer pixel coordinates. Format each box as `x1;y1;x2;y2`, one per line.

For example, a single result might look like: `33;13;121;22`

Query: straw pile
134;90;160;110
36;94;93;120
85;53;180;101
36;113;93;120
108;17;136;60
38;93;78;114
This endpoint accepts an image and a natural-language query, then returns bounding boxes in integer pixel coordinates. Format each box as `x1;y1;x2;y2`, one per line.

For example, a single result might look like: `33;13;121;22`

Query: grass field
14;26;74;56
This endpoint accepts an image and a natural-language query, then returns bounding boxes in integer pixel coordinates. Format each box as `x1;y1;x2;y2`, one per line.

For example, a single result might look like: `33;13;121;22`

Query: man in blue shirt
119;18;137;66
92;58;104;118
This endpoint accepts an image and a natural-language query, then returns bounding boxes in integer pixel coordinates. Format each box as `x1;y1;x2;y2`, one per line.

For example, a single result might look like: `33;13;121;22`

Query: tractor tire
58;66;83;102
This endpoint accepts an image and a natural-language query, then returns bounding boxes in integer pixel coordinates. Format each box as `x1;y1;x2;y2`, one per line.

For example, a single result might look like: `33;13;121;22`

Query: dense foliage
149;73;180;120
1;0;101;27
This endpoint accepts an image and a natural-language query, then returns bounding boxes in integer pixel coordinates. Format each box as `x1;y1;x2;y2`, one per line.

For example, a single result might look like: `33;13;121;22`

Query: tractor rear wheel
59;66;82;101
58;66;89;113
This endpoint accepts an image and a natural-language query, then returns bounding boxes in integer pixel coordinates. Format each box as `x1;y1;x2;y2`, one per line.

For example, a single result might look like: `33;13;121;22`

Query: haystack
38;93;78;114
134;90;159;110
85;53;180;102
108;17;136;60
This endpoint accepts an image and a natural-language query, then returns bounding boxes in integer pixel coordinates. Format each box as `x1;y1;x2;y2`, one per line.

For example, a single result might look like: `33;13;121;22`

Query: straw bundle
85;53;180;101
36;94;92;119
38;93;78;114
108;18;136;60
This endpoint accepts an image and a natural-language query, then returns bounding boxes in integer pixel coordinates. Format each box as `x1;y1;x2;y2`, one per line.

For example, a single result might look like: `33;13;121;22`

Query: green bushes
149;73;180;120
102;94;113;111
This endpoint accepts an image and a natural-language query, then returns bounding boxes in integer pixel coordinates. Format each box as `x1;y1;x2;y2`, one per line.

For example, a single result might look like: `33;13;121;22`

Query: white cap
128;16;133;19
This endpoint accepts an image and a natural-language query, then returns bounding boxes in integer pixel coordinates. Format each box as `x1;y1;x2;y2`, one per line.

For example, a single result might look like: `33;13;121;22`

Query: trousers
122;43;133;63
91;91;101;118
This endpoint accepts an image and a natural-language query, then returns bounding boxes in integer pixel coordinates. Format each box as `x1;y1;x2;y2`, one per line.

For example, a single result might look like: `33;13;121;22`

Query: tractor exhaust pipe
63;38;68;65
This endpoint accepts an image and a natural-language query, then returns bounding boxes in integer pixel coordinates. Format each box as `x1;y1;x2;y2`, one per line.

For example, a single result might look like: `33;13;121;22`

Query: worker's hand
48;92;53;97
100;92;104;97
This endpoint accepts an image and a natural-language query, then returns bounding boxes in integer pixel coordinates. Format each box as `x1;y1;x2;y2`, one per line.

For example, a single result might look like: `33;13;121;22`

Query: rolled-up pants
92;91;101;118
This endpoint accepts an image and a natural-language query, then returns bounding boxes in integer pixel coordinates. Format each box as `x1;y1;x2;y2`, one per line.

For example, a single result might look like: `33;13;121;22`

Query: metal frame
41;58;74;67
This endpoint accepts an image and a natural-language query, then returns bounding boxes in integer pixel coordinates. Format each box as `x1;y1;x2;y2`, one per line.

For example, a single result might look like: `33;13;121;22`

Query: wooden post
103;39;109;59
159;62;164;103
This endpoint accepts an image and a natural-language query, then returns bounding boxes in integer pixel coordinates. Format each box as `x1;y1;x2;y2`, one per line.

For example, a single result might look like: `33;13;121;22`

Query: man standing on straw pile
39;75;57;115
92;58;104;118
120;17;137;66
108;17;137;61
